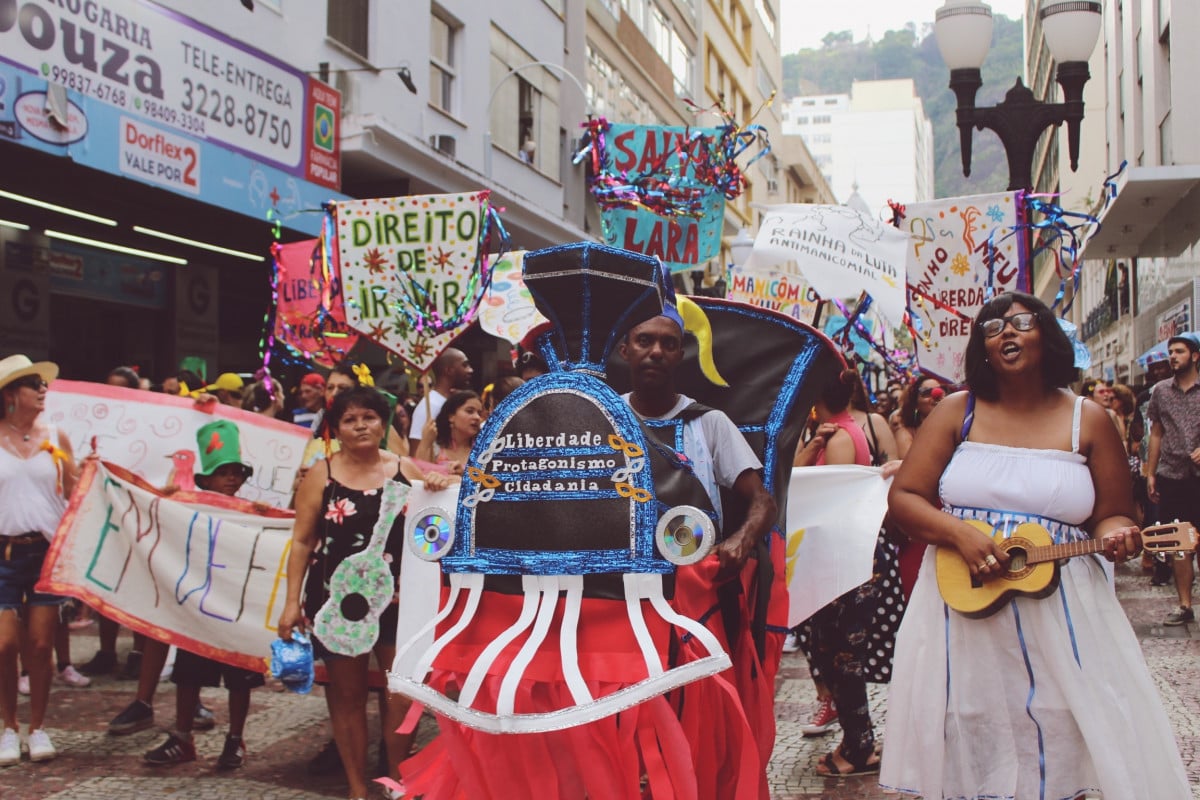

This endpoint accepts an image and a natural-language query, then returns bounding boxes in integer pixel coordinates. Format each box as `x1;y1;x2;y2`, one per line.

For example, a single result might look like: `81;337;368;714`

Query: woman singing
881;293;1190;799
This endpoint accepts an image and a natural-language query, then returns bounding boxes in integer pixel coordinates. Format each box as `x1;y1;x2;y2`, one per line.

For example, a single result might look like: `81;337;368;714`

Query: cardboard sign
44;381;308;509
785;465;890;627
272;238;359;367
748;204;910;326
40;461;295;672
333;192;492;370
904;192;1023;383
726;264;820;321
595;124;725;273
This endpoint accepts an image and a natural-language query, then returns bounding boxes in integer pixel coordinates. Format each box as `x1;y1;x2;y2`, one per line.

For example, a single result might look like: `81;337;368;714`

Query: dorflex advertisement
0;0;342;230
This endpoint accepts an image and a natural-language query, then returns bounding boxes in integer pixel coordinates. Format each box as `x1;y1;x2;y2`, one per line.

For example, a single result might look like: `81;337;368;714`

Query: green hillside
782;17;1025;198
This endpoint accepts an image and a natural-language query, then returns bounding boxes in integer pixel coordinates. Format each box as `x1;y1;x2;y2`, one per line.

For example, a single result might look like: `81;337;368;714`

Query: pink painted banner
272;238;360;367
44;381;308;509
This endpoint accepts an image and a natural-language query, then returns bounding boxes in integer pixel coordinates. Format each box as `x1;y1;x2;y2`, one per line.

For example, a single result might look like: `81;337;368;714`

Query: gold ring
977;561;989;571
985;555;999;566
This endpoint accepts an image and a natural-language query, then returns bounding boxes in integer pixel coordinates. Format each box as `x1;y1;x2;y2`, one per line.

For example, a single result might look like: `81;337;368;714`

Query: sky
779;0;1028;54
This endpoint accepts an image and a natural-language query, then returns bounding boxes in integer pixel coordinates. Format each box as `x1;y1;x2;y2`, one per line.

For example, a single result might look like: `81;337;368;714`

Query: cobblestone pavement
1;560;1197;799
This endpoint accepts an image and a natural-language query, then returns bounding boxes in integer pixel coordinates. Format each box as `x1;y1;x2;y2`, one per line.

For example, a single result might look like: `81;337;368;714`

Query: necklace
5;422;31;442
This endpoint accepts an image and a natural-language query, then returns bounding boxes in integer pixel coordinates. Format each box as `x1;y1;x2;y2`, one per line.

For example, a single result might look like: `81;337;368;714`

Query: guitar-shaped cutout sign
937;519;1198;618
313;480;408;655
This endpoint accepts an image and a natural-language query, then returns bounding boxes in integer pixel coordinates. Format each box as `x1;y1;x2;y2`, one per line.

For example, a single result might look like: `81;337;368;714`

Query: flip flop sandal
815;746;881;777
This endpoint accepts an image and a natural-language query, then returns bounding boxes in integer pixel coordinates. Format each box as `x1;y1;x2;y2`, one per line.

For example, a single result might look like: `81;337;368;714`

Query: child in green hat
143;419;263;771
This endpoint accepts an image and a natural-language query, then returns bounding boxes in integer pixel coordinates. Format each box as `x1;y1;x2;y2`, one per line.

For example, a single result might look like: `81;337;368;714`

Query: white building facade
1071;0;1200;385
782;79;934;214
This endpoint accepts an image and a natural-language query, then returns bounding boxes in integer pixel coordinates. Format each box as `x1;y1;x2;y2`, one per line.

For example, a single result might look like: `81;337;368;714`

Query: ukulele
936;519;1197;618
313;479;409;655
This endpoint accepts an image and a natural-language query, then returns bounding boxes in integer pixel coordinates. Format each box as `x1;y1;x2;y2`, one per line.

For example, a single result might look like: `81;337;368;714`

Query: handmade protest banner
40;460;295;672
45;381;307;509
747;204;910;326
591;123;726;273
332;191;500;371
477;251;548;344
904;191;1023;383
726;264;820;321
785;465;890;627
272;237;360;367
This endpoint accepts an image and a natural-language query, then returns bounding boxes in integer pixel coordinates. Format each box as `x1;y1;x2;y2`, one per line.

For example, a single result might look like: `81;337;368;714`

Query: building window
1159;111;1172;164
430;10;459;114
327;0;368;58
670;32;694;96
754;0;776;41
518;77;541;167
813;114;831;124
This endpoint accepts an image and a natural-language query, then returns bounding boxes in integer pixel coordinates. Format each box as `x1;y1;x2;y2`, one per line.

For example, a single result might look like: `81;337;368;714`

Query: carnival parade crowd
1;287;1197;799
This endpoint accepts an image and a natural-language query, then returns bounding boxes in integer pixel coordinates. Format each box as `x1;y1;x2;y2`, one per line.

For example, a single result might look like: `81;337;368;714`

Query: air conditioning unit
332;71;357;115
429;134;456;158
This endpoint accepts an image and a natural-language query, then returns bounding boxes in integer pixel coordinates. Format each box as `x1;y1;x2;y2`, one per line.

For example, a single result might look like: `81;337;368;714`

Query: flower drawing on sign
431;247;454;268
986;204;1006;224
325;497;357;524
951;253;971;277
363;248;388;275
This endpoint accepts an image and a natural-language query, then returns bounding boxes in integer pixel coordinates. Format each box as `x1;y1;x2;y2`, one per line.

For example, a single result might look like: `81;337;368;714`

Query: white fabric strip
624;573;665;678
389;572;470;689
457;575;543;709
496;576;560;718
411;573;484;681
557;575;594;706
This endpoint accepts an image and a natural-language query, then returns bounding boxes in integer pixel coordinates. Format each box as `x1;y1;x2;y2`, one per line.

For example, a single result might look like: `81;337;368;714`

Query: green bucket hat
194;419;253;479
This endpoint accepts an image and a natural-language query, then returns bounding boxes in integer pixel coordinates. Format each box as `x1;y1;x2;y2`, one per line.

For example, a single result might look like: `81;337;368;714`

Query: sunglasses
980;311;1038;338
13;377;49;390
917;385;945;398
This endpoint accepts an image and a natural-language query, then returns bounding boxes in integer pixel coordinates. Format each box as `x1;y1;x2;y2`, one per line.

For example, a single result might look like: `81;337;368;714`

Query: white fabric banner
785;465;891;627
902;191;1023;383
747;204;910;326
45;381;308;509
40;461;296;672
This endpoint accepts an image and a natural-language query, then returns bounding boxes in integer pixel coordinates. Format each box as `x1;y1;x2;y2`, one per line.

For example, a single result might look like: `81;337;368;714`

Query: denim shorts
0;536;67;611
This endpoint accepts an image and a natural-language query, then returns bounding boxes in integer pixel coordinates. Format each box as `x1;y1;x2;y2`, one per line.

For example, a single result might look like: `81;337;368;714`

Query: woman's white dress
880;399;1191;799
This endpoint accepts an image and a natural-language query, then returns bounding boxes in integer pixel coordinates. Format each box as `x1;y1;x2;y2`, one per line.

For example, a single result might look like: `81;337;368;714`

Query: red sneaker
801;696;839;736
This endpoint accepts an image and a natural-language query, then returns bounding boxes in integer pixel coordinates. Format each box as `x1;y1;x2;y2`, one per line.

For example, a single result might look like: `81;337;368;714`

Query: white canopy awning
1082;165;1200;259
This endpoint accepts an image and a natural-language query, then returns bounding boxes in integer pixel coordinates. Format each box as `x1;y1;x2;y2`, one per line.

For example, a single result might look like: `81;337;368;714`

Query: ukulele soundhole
1001;538;1036;579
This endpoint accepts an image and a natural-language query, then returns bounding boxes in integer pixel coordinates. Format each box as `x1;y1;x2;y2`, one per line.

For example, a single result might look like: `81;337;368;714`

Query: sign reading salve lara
903;192;1023;384
333;192;494;371
595;124;725;273
0;0;338;188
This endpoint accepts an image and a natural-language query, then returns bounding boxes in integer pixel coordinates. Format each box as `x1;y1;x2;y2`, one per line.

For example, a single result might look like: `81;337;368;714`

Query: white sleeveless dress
880;397;1191;799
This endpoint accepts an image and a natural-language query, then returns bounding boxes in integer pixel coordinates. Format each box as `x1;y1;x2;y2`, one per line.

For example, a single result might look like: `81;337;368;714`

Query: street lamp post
934;0;1102;192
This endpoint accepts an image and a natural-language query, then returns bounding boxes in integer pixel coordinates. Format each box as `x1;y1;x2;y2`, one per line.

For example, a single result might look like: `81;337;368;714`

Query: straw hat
0;354;59;393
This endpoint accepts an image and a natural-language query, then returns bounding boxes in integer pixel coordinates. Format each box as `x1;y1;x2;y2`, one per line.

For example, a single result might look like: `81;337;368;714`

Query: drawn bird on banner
166;450;196;491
